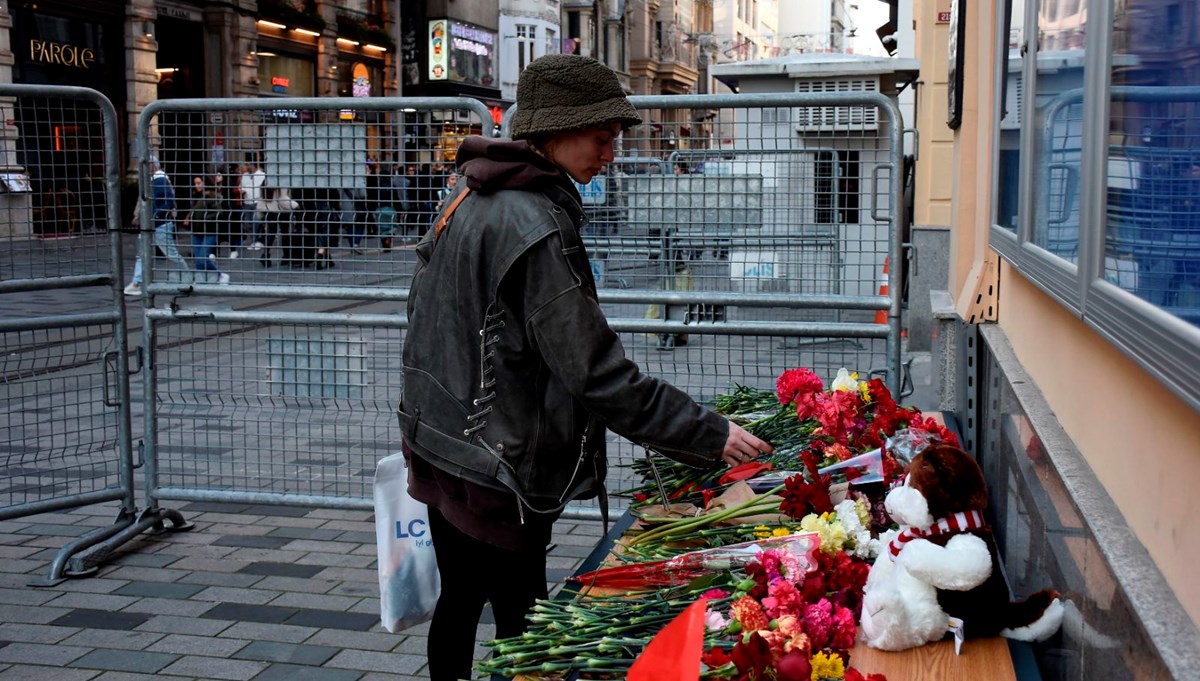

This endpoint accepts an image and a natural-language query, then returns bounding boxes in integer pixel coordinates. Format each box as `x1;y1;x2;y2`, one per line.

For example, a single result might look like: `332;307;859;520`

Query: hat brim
511;99;642;140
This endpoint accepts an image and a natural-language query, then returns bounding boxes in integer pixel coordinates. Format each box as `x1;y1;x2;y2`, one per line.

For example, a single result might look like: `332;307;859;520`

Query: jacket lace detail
465;307;505;437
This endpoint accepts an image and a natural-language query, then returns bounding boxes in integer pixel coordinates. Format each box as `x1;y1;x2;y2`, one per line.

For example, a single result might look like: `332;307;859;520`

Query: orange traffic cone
873;256;890;325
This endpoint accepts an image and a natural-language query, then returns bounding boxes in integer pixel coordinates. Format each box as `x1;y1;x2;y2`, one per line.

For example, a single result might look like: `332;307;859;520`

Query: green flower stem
624;483;786;547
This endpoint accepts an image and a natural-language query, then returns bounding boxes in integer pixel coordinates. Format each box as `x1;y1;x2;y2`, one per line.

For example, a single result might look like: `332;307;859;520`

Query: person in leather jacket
397;54;773;681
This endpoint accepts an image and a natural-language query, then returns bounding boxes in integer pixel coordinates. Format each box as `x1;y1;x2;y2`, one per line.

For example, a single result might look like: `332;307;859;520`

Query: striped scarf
887;509;986;560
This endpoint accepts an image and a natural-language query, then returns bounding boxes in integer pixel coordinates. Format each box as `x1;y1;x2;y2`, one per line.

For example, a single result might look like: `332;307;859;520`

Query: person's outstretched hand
721;421;773;467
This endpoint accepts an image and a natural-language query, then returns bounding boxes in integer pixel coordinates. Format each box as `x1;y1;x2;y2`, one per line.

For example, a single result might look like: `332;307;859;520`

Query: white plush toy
859;444;1064;651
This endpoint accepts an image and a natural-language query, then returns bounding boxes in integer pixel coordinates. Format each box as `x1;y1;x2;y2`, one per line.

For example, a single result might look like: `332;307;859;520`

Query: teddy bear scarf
887;509;986;560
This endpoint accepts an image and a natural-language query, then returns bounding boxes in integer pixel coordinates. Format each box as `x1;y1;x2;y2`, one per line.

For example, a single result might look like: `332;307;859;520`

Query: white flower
831;368;859;393
705;609;730;632
834;499;865;535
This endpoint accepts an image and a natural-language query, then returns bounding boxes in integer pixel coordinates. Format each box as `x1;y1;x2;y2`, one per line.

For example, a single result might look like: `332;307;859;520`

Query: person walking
397;54;774;681
237;158;267;256
182;176;229;284
125;155;188;296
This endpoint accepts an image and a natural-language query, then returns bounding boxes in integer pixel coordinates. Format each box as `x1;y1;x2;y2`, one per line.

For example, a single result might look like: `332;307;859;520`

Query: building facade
920;0;1200;676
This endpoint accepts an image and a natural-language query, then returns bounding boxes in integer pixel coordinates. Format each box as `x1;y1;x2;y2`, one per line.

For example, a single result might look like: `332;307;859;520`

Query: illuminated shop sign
29;39;94;68
428;19;495;87
271;76;289;93
428;20;448;81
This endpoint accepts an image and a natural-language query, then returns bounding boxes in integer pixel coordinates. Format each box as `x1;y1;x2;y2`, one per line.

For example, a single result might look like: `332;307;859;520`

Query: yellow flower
753;525;772;539
772;527;792;538
854;498;872;528
810;650;845;680
859;381;872;402
799;514;848;554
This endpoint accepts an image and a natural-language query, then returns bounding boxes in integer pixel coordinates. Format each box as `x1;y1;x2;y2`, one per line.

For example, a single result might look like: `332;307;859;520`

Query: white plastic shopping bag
374;451;441;632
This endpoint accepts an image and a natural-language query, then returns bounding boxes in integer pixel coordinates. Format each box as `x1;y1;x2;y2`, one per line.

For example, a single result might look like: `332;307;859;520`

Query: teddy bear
859;443;1064;651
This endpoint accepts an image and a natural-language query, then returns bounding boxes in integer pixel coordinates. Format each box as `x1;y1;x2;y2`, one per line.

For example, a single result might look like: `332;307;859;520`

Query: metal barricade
135;92;900;522
0;84;188;585
503;92;905;516
135;97;493;513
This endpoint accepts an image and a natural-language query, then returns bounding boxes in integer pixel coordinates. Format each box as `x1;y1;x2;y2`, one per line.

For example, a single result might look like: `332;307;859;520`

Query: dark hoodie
456;136;581;199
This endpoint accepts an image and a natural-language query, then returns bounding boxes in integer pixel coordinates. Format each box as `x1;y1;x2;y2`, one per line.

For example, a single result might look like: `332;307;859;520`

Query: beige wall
998;265;1200;627
913;0;954;230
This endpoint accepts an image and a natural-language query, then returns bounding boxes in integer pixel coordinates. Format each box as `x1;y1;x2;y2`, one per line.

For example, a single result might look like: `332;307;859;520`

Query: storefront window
1029;0;1086;261
1104;0;1200;326
338;59;381;97
257;53;315;97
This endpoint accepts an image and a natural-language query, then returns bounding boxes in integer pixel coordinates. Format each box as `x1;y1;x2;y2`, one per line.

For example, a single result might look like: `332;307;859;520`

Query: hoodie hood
456;136;578;199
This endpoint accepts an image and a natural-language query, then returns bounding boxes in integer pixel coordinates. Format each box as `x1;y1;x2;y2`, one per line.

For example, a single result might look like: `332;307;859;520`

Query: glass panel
995;0;1025;231
1104;0;1200;326
1030;0;1086;260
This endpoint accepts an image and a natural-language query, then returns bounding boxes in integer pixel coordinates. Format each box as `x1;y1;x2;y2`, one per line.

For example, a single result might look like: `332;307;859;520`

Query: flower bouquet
479;367;954;680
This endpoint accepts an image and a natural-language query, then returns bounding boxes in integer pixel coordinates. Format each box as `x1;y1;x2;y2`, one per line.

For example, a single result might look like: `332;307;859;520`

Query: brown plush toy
859;444;1064;651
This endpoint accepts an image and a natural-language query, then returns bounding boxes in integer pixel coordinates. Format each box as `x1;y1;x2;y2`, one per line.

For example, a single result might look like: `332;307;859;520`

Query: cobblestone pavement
0;499;606;681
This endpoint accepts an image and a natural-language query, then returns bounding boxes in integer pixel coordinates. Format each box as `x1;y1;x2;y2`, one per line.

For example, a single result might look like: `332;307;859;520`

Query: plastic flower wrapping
478;368;952;680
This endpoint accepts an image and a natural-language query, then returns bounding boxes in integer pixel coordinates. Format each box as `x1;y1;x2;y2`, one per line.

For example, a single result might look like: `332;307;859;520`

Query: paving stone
328;581;376;598
178;502;254;514
134;614;234;637
192;585;281;604
0;642;90;665
242;505;313;518
237;562;326;579
265;526;344;541
305;628;402;652
0;623;80;644
176;570;264;588
191;512;267;526
217;621;317;644
119;597;217;617
224;548;310;563
0;603;72;624
304;509;373;522
249;663;362;681
0;587;59;606
16;524;93;538
279;539;364;554
48;576;130;594
157;655;267;680
347;597;380;616
106;552;184;569
231;640;338;666
311;566;376;583
0;665;100;680
42;592;141;612
213;535;293;549
284;608;379;631
91;673;197;681
145;633;250;657
203;523;274;537
113;581;205;600
0;558;43;574
100;566;188;583
48;609;152;631
0;546;41;559
166;557;251;573
268;592;362;612
334;530;375;544
253;576;339;594
201;602;299;624
69;649;180;675
324;649;424;675
59;628;168;651
359;674;426;681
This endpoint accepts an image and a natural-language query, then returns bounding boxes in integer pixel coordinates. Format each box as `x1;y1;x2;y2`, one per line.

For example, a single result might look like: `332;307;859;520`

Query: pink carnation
829;603;858;650
761;579;805;619
802;598;834;648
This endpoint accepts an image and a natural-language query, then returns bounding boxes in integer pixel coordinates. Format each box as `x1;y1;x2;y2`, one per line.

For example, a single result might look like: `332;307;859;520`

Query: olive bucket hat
509;54;642;141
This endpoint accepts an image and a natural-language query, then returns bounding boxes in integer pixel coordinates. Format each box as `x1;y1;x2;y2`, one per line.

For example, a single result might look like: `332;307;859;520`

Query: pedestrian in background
182;176;230;284
237;158;267;256
125;155;188;296
397;54;774;681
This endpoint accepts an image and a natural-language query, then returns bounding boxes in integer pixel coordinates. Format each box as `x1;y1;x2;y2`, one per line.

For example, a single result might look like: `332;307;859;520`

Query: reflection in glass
1105;0;1200;326
995;0;1024;232
1030;0;1086;260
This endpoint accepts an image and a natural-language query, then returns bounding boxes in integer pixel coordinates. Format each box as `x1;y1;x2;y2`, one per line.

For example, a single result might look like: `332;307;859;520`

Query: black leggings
426;507;548;681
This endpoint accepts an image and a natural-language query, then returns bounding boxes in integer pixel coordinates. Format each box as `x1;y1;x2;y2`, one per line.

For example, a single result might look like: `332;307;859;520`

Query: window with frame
989;0;1200;410
815;151;860;225
516;24;535;72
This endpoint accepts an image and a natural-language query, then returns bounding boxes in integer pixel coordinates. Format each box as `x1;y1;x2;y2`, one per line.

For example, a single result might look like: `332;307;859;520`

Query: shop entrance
155;16;208;183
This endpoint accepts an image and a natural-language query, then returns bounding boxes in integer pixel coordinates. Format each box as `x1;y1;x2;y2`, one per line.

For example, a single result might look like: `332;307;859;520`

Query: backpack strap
435;186;472;238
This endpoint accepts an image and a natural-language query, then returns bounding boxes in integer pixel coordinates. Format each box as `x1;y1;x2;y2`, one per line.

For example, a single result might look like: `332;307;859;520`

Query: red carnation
776;368;824;405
